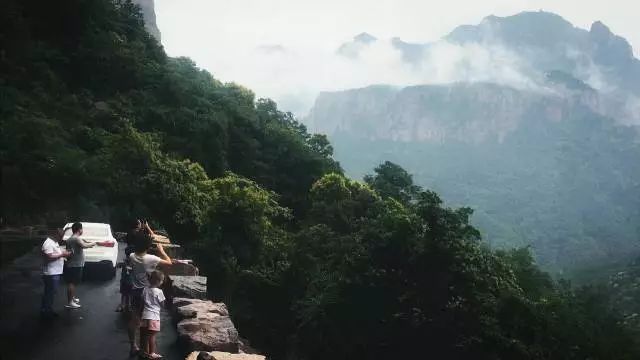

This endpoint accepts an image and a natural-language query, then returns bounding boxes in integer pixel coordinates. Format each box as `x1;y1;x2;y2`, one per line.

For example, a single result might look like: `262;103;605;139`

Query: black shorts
120;268;133;294
63;266;83;284
120;278;133;294
131;288;144;315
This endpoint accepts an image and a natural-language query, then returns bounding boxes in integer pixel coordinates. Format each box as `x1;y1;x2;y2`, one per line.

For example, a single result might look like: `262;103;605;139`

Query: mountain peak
447;11;575;44
354;32;377;44
589;20;634;66
490;10;571;25
337;33;378;58
590;20;612;36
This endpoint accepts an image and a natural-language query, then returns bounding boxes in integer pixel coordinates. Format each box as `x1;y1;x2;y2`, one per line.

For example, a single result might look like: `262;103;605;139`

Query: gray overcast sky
156;0;639;56
154;0;640;112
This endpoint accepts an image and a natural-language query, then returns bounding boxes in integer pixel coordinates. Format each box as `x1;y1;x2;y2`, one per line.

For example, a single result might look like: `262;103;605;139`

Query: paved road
0;243;183;360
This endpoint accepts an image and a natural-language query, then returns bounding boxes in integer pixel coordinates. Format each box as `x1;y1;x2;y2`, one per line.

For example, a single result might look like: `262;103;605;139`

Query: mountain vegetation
1;0;640;359
316;87;640;271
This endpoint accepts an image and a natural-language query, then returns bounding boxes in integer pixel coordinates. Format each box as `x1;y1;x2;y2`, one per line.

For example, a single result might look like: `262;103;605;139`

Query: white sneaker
65;302;82;309
73;297;80;304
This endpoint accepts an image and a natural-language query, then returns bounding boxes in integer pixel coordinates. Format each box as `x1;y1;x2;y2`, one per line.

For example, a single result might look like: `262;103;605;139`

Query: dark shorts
131;287;144;315
120;278;133;294
63;266;83;284
120;269;133;294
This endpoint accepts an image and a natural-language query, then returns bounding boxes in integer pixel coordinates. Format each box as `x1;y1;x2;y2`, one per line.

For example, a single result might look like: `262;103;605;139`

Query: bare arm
79;238;95;248
155;244;172;266
144;221;155;237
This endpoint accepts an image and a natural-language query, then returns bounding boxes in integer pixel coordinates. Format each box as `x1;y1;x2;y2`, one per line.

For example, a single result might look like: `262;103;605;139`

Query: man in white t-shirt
41;227;71;318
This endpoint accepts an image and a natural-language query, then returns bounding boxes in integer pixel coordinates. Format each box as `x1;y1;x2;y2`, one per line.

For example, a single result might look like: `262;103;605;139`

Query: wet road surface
0;243;184;360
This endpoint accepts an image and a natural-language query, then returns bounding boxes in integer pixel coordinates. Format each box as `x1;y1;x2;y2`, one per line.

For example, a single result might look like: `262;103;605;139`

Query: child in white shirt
140;270;166;359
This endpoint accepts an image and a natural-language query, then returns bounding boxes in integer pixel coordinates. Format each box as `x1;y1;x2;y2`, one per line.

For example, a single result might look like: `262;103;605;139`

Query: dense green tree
195;173;291;299
364;160;421;204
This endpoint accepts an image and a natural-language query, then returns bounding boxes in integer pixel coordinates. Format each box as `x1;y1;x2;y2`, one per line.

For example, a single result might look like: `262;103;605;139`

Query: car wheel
98;263;116;280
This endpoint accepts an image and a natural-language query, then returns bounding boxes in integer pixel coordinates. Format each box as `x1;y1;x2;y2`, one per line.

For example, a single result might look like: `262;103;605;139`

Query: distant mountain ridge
446;12;640;95
337;11;640;97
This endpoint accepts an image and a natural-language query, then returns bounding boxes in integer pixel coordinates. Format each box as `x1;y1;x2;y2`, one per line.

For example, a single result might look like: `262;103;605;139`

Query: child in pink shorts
140;270;166;359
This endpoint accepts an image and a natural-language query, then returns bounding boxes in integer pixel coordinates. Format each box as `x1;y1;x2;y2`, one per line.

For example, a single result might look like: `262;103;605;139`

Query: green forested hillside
0;0;338;227
311;83;640;272
2;1;640;359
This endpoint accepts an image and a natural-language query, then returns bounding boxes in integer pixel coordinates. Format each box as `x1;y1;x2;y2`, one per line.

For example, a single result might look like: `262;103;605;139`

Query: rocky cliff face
308;81;606;143
310;84;524;142
132;0;161;41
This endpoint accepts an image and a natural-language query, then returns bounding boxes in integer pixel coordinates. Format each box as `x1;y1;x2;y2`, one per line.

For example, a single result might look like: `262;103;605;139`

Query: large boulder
173;297;229;320
171;275;207;299
174;298;240;353
161;243;184;258
167;260;199;276
177;316;239;353
186;351;265;360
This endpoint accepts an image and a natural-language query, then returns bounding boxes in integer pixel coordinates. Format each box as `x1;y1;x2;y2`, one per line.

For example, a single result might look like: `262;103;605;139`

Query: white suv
62;222;119;278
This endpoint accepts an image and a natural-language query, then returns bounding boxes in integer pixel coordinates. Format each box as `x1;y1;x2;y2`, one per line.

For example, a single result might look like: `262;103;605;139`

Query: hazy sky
155;0;640;113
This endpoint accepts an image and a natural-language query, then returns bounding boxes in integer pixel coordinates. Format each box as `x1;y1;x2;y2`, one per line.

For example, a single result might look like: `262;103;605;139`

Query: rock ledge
171;275;207;299
174;297;240;353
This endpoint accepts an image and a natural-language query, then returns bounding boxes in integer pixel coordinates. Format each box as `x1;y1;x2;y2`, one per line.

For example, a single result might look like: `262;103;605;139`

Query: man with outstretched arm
64;222;95;309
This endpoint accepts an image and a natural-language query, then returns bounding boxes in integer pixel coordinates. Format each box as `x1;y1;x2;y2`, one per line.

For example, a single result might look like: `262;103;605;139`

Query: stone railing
159;238;265;360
